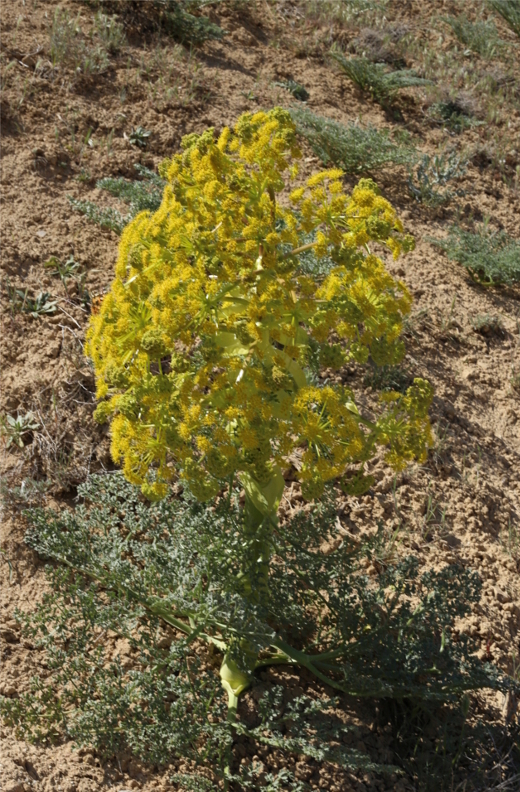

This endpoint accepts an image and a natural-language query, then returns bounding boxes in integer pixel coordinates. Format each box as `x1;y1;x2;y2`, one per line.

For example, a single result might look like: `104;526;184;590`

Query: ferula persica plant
86;108;433;710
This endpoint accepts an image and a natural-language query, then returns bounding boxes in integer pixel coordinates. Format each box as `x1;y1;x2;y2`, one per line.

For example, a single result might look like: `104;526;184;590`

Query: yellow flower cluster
86;108;433;501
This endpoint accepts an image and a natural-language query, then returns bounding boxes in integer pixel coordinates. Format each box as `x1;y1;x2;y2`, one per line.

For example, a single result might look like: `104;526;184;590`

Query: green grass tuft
488;0;520;37
442;14;505;58
50;7;109;75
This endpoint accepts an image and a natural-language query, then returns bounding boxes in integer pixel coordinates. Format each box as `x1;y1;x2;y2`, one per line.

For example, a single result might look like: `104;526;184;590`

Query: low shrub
428;100;482;133
407;151;467;207
431;224;520;285
330;50;432;108
154;0;225;44
471;313;505;336
114;0;225;44
69;164;165;234
289;106;416;173
274;79;309;101
1;474;515;787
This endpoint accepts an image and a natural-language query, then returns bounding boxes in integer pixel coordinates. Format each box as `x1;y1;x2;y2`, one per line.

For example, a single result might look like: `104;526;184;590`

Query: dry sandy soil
1;1;520;790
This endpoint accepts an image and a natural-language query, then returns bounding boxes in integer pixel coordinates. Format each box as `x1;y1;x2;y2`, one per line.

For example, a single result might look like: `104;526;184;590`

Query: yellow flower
290;187;305;203
86;108;432;502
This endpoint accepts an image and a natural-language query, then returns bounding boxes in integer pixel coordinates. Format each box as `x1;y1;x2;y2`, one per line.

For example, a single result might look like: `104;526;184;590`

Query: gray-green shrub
0;474;515;788
431;224;520;285
330;50;432;107
289;106;416;173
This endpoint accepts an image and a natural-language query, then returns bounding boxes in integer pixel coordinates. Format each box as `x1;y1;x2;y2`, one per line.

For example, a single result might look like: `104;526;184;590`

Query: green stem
254;653;295;669
308;646;351;662
223;686;239;792
270;636;373;697
218;483;279;703
281;241;318;260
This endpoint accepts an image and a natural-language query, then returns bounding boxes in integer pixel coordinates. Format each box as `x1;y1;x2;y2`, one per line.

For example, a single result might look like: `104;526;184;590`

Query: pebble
493;586;511;603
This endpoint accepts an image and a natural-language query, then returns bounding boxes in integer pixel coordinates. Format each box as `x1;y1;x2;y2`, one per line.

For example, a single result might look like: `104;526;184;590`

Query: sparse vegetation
93;10;126;54
404;17;519;126
431;224;520;285
49;8;109;76
5;283;58;318
443;14;506;59
139;42;209;109
306;0;389;25
3;388;99;497
0;477;52;509
290;106;416;172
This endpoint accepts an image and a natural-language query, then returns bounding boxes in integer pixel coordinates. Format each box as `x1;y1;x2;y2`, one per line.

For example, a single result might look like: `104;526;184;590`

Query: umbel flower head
86;108;433;501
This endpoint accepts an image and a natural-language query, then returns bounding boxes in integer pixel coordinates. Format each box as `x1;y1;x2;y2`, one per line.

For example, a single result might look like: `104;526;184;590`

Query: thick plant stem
219;476;281;711
220;488;278;790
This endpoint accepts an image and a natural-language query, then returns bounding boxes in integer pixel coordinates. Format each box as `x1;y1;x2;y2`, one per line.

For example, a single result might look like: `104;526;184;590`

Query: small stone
493;587;511;603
